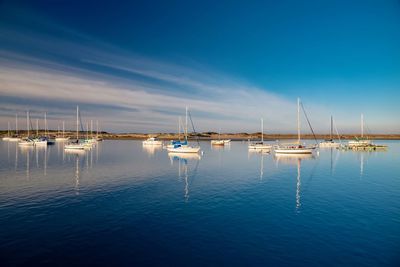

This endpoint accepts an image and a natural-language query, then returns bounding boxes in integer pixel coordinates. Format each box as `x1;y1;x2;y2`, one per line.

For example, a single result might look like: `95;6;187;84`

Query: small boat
18;138;35;146
8;114;21;141
33;137;48;146
143;137;163;145
19;111;35;146
249;118;272;151
223;139;231;144
56;121;69;141
211;140;225;145
275;98;315;154
2;122;11;140
319;116;341;148
211;129;225;146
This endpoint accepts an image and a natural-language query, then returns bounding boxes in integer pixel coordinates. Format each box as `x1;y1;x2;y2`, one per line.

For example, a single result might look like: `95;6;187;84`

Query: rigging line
188;110;200;146
78;109;85;134
300;101;318;144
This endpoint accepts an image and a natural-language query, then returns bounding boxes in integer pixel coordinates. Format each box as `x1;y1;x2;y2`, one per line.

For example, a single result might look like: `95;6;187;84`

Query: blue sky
0;0;399;133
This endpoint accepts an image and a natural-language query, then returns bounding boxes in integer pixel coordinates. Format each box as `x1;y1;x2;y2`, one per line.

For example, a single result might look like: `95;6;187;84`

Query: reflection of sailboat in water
248;149;269;180
168;153;200;201
274;153;315;212
75;154;80;195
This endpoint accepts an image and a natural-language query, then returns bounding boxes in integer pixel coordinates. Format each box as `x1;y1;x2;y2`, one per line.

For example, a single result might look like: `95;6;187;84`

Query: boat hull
275;148;314;154
319;142;341;148
167;146;201;153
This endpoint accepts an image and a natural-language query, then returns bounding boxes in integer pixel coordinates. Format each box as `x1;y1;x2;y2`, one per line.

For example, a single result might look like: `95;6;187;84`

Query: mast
36;119;39;136
62;121;65;138
90;120;93;139
178;116;181;141
7;121;10;137
16;114;18;135
44;112;47;137
26;110;29;137
185;106;188;141
297;98;300;144
330;115;333;140
86;122;89;140
76;106;79;140
261;118;264;143
96;120;99;138
361;113;364;138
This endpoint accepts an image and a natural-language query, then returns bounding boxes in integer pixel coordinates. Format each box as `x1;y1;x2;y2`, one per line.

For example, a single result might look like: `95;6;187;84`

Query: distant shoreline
2;131;400;140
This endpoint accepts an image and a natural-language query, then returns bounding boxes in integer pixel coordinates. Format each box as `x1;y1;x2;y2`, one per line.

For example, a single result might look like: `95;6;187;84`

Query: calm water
0;140;399;266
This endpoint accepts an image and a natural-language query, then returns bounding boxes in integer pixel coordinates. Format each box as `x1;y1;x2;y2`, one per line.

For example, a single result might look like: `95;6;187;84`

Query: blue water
0;140;399;266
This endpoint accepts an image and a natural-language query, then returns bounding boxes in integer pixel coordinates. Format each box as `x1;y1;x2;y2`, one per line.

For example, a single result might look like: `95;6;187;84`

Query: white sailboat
55;121;69;141
9;114;21;141
18;111;35;146
248;118;272;150
348;114;372;147
65;106;86;150
167;107;201;153
211;128;225;146
275;98;315;154
319;116;341;148
2;122;10;140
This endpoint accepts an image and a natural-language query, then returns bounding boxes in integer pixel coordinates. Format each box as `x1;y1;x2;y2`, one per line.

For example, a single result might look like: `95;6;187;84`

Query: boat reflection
274;153;315;212
143;144;162;157
168;152;201;201
248;149;270;180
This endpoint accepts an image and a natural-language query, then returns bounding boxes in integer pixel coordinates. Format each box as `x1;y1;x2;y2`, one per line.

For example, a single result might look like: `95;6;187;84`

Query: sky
0;0;399;134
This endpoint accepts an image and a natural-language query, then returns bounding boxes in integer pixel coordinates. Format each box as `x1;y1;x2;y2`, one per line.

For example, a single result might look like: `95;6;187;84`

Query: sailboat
143;137;163;145
18;111;35;146
9;114;21;141
64;106;86;150
167;107;201;153
319;116;340;148
348;114;372;148
275;98;315;154
166;117;187;149
211;128;225;146
55;121;70;141
2;122;10;141
248;118;272;150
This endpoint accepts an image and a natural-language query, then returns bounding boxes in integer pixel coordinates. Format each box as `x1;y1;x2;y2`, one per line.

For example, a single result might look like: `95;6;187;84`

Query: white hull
2;137;10;141
167;146;200;153
143;141;163;145
143;137;162;145
348;140;371;147
319;142;341;148
55;137;70;142
64;144;86;150
211;140;225;145
34;140;48;146
18;141;35;146
8;137;21;142
223;139;231;143
275;148;314;154
248;143;272;150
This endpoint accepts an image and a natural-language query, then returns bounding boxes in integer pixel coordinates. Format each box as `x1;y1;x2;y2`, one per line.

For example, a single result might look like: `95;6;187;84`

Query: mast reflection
168;152;201;201
274;153;315;212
